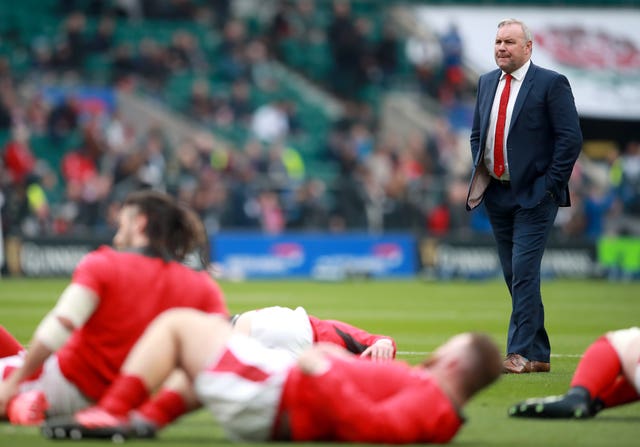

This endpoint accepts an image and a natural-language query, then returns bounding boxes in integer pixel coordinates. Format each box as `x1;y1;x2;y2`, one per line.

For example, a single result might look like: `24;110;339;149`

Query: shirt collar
503;59;531;82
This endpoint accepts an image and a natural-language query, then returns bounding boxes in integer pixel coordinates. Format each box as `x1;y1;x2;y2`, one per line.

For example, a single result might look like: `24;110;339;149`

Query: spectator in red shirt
0;189;228;425
2;124;36;185
43;308;502;443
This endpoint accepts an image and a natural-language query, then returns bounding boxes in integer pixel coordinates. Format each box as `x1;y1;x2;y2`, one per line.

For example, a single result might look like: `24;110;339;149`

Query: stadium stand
0;0;639;265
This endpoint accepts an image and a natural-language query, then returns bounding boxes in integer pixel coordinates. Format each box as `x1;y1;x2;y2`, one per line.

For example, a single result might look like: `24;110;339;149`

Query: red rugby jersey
56;246;228;400
279;356;462;443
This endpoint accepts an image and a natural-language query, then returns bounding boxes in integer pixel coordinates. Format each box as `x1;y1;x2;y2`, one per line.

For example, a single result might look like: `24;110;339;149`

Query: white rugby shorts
194;334;295;442
247;306;314;360
0;354;91;416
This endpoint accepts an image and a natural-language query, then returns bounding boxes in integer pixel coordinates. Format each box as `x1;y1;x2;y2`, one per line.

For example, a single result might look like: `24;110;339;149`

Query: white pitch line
398;351;583;358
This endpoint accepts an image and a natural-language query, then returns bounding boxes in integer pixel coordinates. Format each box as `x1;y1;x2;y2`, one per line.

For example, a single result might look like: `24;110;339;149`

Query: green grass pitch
1;277;638;446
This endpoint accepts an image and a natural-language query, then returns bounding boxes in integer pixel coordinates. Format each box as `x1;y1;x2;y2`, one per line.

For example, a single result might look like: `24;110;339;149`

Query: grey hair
498;18;533;43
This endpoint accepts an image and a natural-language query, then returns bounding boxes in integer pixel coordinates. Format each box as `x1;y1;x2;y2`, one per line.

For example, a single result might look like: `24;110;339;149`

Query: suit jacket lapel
477;70;502;164
467;69;501;209
482;70;502;136
510;64;536;131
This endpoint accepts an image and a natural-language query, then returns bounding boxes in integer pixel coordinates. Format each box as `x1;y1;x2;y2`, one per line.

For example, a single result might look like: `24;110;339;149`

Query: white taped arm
34;284;99;351
52;283;99;328
34;313;72;351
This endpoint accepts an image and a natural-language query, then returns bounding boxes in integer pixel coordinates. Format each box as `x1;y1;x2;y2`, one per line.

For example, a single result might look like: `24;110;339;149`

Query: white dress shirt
484;60;531;180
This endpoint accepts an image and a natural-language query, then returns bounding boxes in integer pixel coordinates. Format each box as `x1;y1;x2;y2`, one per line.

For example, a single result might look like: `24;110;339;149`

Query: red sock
0;326;23;357
599;375;640;408
136;389;188;428
98;375;150;417
570;336;621;399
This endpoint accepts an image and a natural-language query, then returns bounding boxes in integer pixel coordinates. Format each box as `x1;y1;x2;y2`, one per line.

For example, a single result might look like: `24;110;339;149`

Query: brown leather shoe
529;361;551;373
503;353;530;374
503;354;551;374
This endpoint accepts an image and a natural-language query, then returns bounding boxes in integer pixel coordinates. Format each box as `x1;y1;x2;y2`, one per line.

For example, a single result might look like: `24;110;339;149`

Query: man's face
113;205;142;250
494;23;531;73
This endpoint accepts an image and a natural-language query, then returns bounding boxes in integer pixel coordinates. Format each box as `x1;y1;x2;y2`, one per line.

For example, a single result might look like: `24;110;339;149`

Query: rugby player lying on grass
1;303;395;434
43;308;503;443
124;305;397;435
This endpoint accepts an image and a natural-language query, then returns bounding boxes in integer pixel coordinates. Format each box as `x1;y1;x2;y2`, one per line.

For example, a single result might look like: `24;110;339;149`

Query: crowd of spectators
1;0;639;246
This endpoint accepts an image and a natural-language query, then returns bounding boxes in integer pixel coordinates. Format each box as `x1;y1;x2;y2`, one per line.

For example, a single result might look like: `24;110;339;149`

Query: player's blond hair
460;333;503;398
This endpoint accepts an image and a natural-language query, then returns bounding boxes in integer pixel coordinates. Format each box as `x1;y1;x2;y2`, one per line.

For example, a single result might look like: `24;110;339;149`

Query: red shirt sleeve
308;316;397;357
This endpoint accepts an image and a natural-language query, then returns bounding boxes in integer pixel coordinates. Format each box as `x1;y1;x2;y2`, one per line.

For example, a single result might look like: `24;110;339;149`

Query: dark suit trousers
483;179;559;362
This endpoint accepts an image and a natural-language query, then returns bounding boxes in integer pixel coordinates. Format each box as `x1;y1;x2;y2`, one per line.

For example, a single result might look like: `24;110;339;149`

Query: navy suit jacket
466;63;583;210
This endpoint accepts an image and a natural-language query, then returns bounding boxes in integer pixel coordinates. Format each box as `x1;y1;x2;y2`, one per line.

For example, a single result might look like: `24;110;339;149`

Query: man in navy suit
466;19;582;374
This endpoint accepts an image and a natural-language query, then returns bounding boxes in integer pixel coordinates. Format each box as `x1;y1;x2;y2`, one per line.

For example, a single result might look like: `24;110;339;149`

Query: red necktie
493;73;512;178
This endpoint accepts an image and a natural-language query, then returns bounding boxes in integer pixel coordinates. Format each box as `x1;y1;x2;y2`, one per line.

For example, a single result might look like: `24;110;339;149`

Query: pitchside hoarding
3;236;106;277
212;233;417;280
420;238;596;280
2;233;608;279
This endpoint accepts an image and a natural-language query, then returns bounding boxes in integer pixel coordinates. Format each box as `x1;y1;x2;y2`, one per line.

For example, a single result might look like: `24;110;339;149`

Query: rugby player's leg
42;309;233;440
510;329;640;418
131;370;201;434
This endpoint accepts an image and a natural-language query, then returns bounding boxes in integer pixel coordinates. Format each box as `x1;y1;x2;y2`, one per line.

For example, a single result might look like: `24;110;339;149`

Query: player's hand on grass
361;339;394;362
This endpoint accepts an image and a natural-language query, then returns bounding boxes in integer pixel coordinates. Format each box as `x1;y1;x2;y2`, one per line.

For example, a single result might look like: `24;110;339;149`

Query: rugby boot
42;406;131;442
508;386;596;419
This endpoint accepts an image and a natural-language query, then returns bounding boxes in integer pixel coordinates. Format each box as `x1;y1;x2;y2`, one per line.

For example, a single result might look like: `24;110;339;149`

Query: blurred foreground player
44;308;502;444
509;327;640;418
0;190;228;425
128;305;397;434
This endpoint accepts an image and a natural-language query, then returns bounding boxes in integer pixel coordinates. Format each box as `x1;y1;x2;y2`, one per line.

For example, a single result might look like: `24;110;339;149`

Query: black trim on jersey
334;326;369;354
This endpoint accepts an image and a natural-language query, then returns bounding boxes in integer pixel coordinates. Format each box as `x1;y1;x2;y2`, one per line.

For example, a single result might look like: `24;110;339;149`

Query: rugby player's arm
0;284;97;415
